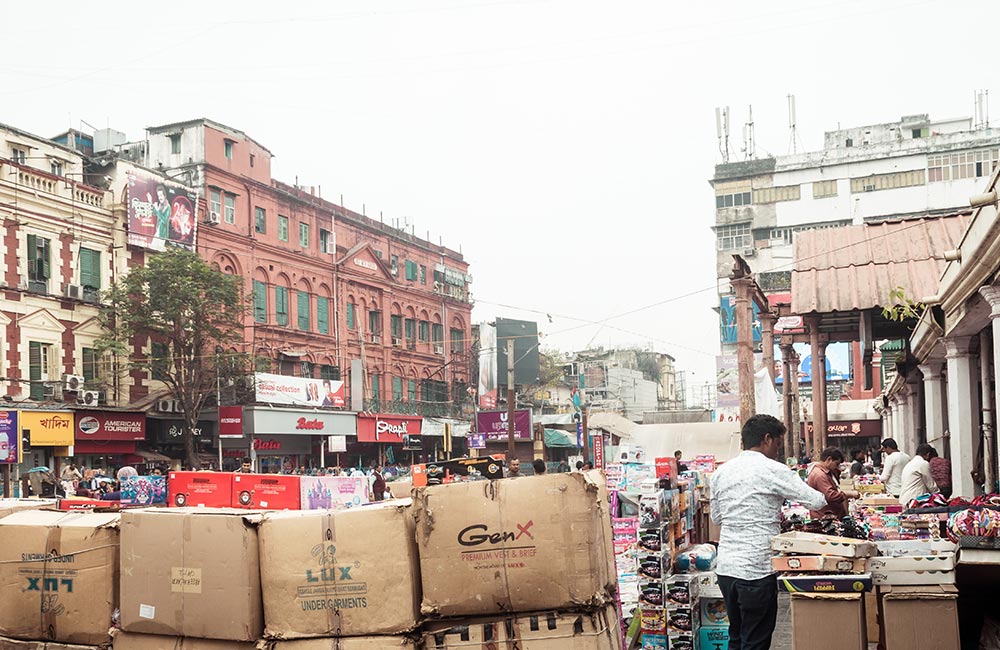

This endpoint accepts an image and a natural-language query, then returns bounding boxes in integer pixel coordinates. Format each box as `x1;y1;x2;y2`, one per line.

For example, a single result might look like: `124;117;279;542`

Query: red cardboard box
58;498;118;510
231;473;301;510
655;457;678;481
168;471;233;507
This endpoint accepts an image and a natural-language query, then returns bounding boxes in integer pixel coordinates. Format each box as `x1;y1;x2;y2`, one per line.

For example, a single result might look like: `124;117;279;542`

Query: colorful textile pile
906;493;949;509
946;508;1000;541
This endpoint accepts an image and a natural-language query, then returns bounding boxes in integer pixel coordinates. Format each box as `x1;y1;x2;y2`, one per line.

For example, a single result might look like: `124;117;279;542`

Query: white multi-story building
712;113;1000;292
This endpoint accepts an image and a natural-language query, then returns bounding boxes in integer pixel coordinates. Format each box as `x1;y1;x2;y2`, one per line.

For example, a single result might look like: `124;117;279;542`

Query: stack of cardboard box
693;573;727;650
412;470;620;650
0;510;120;649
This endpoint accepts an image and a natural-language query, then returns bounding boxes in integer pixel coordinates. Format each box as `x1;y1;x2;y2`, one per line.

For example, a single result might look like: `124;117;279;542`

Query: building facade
711;112;1000;412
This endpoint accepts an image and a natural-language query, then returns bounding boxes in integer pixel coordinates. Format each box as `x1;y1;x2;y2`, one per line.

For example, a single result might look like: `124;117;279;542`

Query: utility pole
506;339;516;463
582;404;590;464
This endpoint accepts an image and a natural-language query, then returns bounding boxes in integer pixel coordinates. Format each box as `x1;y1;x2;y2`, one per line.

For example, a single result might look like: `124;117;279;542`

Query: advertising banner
478;323;498;409
466;432;486;449
720;296;762;345
593;434;605;468
126;173;197;251
0;411;18;464
254;372;345;408
300;475;371;510
75;412;145;441
774;342;851;384
21;411;74;446
475;409;532;441
356;414;423;443
218;406;243;438
715;354;739;410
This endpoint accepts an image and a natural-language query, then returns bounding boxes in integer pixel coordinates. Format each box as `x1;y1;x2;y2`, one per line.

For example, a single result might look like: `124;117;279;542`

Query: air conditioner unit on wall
43;383;63;401
205;211;221;225
433;344;444;355
64;284;82;300
743;247;756;257
63;374;85;391
391;337;402;346
77;390;100;406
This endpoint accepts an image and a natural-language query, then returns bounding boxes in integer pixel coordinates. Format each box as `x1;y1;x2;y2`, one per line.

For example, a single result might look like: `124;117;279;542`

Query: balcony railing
363;398;471;419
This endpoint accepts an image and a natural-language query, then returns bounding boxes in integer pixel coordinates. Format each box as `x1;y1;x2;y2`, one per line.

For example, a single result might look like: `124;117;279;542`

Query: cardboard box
875;539;957;557
700;597;728;626
637;554;667;581
664;575;700;606
777;573;873;593
771;555;868;573
300;475;372;510
867;553;956;572
666;606;695;633
421;607;621;650
274;638;416;650
638;581;664;608
413;470;615;617
871;570;956;586
386;479;412;501
120;508;263;641
860;495;900;507
0;637;103;650
0;510;119;645
864;591;879;645
57;498;118;511
0;499;58;519
120;476;167;505
258;502;420;638
639;608;666;635
666;629;696;650
637;528;663;554
694;571;722;598
880;585;959;650
232;473;301;510
771;532;876;558
699;626;730;650
111;632;256;650
167;471;232;507
791;592;866;650
639;633;667;650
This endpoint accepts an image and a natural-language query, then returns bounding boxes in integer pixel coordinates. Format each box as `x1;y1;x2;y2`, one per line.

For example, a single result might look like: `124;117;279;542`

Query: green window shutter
253;280;267;323
408;380;416;402
297;291;310;331
391;315;402;338
41;239;51;279
405;318;415;341
317;297;329;334
346;303;355;330
392;376;403;401
371;374;380;402
276;287;289;326
80;248;101;289
29;342;44;400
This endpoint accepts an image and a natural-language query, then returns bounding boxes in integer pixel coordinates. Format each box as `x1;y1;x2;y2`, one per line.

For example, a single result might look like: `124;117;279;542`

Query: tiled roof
791;213;971;315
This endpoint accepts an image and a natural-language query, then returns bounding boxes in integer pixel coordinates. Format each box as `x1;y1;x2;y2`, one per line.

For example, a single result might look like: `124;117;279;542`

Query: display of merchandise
673;543;717;572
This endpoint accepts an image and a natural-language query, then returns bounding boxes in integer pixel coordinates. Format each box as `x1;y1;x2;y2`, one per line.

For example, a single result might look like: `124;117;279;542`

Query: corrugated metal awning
791;213;971;315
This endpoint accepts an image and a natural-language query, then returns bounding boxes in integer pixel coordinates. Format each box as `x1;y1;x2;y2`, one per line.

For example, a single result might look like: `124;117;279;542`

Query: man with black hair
710;414;827;650
674;449;688;472
879;438;910;497
532;459;546;475
806;447;860;518
899;443;939;506
849;449;868;477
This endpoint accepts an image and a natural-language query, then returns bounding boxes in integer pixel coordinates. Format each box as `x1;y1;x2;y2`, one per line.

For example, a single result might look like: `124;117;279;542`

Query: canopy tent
544;428;577;448
590;412;743;462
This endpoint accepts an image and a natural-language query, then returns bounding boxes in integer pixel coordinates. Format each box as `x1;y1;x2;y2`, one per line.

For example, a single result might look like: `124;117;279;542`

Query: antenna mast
716;106;731;163
787;94;801;154
742;105;756;160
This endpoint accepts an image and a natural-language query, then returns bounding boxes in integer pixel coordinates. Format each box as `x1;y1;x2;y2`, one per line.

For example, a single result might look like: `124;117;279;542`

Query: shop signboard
126;172;197;251
326;435;347;453
593;434;605;468
21;410;74;446
149;419;213;443
803;420;882;439
75;412;145;441
476;409;532;441
220;435;312;457
467;432;486;449
0;411;18;464
245;407;355;437
356;414;423;444
218;406;243;438
254;372;345;408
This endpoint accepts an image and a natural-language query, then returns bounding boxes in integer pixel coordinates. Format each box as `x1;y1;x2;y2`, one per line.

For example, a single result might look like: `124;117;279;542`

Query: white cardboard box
867;553;956;572
871;569;956;585
771;532;876;558
875;540;957;557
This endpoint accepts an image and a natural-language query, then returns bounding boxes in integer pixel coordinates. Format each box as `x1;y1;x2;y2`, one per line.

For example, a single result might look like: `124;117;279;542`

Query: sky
1;0;991;399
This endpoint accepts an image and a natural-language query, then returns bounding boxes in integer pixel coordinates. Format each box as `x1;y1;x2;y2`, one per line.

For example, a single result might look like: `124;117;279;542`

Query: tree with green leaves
98;248;248;470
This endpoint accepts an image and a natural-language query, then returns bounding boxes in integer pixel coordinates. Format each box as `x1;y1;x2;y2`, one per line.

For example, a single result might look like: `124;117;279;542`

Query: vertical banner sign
593;434;604;469
218;406;244;439
0;411;18;464
576;422;584;448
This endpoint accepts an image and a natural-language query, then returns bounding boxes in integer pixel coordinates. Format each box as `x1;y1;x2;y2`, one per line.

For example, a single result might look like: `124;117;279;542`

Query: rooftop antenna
787;94;802;154
715;106;731;163
741;105;756;160
975;90;990;129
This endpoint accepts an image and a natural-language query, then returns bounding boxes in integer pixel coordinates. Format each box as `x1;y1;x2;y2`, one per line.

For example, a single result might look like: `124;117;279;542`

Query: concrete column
732;277;756;424
918;362;946;449
790;349;803;459
897;391;912;454
906;377;923;453
945;336;977;497
780;343;794;457
885;406;894;444
760;312;777;387
817;341;829;451
980;285;1000;492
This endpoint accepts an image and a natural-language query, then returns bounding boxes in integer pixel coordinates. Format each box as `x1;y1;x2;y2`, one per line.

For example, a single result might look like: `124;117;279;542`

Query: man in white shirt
879;438;911;497
899;444;939;506
711;414;827;650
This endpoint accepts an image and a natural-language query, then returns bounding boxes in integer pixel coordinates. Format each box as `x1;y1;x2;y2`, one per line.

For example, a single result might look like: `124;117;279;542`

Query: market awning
544;428;578;448
133;449;172;462
791;213;970;317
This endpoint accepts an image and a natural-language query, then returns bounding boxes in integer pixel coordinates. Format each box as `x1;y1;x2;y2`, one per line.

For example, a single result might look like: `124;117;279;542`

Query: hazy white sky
2;0;990;394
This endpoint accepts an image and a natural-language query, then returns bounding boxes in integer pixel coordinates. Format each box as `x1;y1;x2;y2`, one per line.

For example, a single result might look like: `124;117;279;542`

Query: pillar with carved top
945;336;978;496
979;285;1000;492
918;362;946;449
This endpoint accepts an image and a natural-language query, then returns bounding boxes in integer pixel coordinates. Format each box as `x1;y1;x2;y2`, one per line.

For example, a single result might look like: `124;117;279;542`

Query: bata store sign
244;407;356;437
221;435;312;457
357;414;423;443
75;412;145;441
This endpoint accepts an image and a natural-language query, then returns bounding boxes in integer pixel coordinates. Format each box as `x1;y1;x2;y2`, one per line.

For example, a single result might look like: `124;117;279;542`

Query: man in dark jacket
372;465;387;501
